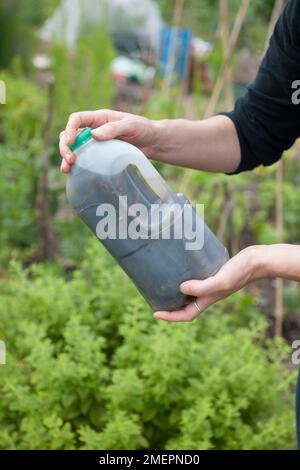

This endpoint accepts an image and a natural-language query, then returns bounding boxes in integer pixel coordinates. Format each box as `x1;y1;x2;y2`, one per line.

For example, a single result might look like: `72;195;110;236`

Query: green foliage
0;0;59;69
0;145;37;265
50;25;115;137
0;26;115;266
0;69;46;145
157;0;272;50
0;241;297;450
145;88;184;120
283;283;300;317
0;71;46;264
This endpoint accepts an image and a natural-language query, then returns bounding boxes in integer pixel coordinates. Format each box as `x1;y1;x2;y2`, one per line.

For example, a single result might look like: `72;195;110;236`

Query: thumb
180;275;224;297
92;120;130;141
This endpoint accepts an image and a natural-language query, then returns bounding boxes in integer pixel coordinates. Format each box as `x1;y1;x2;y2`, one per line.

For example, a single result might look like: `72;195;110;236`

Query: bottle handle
110;148;170;201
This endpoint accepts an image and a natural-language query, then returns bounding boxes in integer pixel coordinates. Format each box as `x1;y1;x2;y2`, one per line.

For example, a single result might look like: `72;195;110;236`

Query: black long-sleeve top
224;0;300;174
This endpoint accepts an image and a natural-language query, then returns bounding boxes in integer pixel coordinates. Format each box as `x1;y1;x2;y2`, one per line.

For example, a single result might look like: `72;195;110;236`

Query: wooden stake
220;0;234;110
275;160;284;336
181;0;250;194
271;0;286;336
204;0;250;119
36;78;58;261
265;0;285;50
173;0;185;28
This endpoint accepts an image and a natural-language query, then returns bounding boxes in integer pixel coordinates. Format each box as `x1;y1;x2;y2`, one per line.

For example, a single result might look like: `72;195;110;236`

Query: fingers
59;131;75;166
92;119;134;141
154;301;201;323
154;292;223;323
59;119;135;174
59;109;131;173
180;274;228;298
65;111;104;145
65;109;128;145
60;158;71;173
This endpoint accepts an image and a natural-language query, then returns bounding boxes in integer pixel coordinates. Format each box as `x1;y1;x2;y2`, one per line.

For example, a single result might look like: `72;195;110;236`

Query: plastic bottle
66;128;229;311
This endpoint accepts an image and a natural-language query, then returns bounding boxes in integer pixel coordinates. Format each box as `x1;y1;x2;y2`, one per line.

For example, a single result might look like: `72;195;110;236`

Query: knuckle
59;145;68;157
126;120;136;133
127;117;141;131
59;137;66;148
68;112;78;123
96;109;109;121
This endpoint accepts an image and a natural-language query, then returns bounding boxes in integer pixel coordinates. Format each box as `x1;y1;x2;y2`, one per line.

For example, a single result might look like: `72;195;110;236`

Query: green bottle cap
69;128;93;151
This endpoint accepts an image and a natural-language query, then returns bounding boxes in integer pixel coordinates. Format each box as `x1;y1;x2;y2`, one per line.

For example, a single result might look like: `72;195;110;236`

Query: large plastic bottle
66;128;229;311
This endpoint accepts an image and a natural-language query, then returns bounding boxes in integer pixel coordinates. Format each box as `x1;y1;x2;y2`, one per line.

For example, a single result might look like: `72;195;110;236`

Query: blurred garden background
0;0;299;450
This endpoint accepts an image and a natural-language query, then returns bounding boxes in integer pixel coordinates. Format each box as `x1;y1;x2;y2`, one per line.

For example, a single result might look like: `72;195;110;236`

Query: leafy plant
0;24;115;266
0;241;297;450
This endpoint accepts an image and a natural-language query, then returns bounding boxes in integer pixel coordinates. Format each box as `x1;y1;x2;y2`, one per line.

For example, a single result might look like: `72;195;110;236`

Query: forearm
149;115;241;173
254;244;300;282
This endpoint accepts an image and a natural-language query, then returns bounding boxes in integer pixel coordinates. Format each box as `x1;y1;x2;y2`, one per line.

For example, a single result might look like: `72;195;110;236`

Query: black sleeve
222;0;300;174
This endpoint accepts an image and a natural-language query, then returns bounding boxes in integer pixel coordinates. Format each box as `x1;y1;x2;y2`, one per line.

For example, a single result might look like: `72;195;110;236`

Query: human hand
59;109;160;173
154;245;267;322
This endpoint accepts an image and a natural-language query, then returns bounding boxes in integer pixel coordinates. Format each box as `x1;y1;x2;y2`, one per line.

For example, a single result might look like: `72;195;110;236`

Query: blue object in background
159;26;192;82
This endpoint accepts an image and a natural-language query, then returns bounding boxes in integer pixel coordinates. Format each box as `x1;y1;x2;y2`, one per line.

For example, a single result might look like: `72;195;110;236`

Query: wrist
257;244;300;280
148;119;170;160
248;244;287;280
243;245;271;281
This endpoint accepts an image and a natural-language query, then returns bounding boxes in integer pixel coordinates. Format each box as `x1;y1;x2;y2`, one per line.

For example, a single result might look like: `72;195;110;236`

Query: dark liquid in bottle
67;165;229;310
